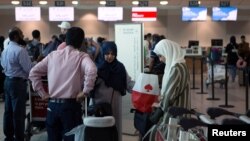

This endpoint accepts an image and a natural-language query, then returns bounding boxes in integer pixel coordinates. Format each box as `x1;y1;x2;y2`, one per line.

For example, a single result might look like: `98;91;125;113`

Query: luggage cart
206;47;227;88
25;80;48;141
206;64;226;88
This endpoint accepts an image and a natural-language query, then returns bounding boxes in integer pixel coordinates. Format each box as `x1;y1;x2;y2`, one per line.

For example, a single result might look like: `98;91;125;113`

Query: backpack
42;40;61;57
88;78;114;117
27;42;41;61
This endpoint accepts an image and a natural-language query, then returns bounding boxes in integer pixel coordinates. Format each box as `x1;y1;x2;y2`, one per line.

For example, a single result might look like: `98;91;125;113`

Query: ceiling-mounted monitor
15;7;41;21
212;7;237;21
182;7;207;21
49;7;74;21
98;7;123;21
132;7;157;22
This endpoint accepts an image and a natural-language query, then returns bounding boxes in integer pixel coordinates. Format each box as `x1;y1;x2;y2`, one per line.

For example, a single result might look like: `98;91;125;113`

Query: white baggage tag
232;49;237;53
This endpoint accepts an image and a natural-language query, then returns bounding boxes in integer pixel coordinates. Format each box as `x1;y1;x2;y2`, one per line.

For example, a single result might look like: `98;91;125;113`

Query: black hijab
98;41;127;96
230;36;237;46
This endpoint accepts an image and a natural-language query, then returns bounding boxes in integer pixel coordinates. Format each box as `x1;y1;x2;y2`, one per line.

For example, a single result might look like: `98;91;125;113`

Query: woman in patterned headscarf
149;39;190;140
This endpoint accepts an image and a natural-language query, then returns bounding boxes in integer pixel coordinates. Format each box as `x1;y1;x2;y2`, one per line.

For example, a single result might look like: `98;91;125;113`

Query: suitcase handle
85;98;88;117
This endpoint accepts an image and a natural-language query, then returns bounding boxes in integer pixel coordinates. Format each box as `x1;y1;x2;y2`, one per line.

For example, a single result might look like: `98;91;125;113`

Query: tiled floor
0;73;249;141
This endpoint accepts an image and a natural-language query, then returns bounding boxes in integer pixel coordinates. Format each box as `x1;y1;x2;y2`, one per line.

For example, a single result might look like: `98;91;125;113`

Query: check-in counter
183;46;208;74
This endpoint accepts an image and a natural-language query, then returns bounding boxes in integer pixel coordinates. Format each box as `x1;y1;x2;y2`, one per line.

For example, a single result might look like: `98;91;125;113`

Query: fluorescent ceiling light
99;1;106;5
198;1;201;5
72;1;78;5
132;1;139;5
11;1;20;5
39;1;48;5
160;1;168;5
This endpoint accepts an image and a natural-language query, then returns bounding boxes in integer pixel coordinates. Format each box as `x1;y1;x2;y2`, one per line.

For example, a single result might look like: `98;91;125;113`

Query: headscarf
230;36;237;46
153;39;185;95
98;41;127;96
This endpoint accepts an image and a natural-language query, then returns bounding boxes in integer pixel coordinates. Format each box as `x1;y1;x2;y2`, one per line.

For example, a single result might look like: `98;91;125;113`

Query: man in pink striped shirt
29;27;97;141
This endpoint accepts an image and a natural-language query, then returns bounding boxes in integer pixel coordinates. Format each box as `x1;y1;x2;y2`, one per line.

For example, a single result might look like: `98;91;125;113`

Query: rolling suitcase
238;69;245;86
84;98;118;141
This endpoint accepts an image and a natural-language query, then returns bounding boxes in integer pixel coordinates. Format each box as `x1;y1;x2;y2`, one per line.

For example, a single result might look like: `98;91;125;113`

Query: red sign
30;82;48;121
132;7;157;21
31;96;48;120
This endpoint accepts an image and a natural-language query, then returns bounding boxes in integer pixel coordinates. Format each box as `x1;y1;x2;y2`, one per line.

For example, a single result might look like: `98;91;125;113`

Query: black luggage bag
84;98;118;141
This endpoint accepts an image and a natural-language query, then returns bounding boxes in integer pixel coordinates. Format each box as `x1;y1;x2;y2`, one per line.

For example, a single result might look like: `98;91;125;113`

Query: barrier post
191;57;199;89
219;62;234;108
197;56;207;94
207;60;220;100
245;67;249;112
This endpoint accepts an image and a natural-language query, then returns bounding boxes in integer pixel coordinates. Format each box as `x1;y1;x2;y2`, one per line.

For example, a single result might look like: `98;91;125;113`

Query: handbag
132;73;160;113
149;107;164;124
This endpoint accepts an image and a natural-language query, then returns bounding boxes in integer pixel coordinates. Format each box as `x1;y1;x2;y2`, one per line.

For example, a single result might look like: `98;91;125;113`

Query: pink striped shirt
29;46;97;99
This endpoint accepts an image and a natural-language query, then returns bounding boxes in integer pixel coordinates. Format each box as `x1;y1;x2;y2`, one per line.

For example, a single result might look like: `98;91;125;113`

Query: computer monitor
188;40;199;48
211;39;223;46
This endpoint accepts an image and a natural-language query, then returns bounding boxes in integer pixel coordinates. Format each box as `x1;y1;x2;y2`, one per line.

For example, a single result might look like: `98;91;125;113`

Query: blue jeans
46;101;83;141
228;65;237;81
4;78;27;141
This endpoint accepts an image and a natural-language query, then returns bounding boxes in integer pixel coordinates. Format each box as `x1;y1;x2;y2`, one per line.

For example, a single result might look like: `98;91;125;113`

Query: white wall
0;8;250;46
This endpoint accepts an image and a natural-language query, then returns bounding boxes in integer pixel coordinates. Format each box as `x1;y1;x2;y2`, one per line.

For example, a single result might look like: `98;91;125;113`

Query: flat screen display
98;7;123;21
15;7;41;21
132;7;157;22
182;7;207;21
49;7;74;21
212;7;237;21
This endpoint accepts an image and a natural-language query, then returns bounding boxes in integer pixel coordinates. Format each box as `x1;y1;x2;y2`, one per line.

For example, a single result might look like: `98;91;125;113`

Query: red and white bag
132;73;160;113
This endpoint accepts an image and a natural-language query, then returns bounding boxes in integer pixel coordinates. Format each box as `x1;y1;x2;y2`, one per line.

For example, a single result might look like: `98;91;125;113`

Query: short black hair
97;37;105;44
146;33;152;37
241;35;246;39
32;30;40;39
66;27;85;49
58;34;66;42
51;35;58;39
9;30;20;41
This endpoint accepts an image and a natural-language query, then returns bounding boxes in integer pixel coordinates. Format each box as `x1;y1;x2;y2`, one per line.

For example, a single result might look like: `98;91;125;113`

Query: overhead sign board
220;1;230;7
138;1;149;7
49;7;74;21
15;7;41;21
105;1;116;7
22;0;32;6
132;7;157;22
98;7;123;21
55;0;65;6
189;0;199;7
212;7;237;21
